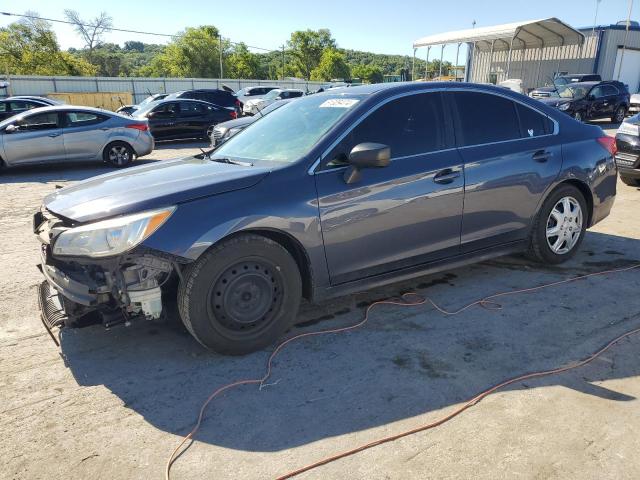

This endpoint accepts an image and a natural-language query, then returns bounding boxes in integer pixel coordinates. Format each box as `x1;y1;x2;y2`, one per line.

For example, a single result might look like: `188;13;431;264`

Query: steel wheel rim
108;146;130;165
546;196;583;255
573;112;582;121
615;108;625;122
207;259;283;337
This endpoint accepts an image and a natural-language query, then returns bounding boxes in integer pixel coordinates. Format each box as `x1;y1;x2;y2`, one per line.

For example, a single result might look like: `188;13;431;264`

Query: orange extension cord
166;263;640;480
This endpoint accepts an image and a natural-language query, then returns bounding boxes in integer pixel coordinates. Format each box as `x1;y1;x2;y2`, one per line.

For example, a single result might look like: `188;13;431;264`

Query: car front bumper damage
34;209;185;343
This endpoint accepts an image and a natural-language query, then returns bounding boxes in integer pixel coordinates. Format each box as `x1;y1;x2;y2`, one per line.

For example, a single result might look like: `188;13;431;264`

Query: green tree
310;49;350;81
227;43;260;79
0;14;96;76
351;64;384;83
139;26;224;78
287;29;336;80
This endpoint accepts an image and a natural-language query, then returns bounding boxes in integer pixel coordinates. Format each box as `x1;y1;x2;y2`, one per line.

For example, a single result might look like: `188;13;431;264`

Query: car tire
103;141;135;167
620;175;640;187
612;106;626;123
572;111;583;122
177;234;302;355
204;125;215;140
527;185;588;265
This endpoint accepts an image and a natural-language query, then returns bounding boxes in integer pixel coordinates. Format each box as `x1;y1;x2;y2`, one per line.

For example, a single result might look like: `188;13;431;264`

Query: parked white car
235;86;280;106
242;88;304;115
629;93;640;114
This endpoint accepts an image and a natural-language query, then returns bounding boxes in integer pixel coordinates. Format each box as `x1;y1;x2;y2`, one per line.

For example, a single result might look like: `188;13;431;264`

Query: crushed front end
34;206;183;342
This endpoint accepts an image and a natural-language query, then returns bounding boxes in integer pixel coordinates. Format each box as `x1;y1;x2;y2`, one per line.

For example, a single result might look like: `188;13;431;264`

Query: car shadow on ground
58;231;640;453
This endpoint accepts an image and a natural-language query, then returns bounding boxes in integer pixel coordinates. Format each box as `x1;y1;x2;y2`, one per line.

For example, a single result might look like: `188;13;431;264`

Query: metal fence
0;75;328;104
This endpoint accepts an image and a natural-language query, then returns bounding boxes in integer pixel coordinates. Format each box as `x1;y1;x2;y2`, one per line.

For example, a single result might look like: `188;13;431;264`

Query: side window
290;91;304;98
153;103;179;116
590;86;605;98
17;112;59;131
0;103;6;112
179;102;202;116
66;111;107;126
515;103;553;137
603;85;619;96
9;101;30;113
324;92;447;167
453;92;521;146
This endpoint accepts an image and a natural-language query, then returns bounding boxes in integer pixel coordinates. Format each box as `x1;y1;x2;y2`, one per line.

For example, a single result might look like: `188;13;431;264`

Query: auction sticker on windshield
319;98;359;108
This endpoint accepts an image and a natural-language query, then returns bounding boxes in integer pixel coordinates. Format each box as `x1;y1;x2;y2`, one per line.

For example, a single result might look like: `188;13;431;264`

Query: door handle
48;133;60;138
433;168;461;184
532;150;552;162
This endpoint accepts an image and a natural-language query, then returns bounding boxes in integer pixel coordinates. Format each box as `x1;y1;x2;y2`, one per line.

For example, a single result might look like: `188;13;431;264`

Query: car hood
215;116;255;130
537;97;572;107
44;157;271;223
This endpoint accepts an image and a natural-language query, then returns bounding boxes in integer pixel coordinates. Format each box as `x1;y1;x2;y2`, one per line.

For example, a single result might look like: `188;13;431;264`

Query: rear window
66;111;107;126
452;91;521;146
515;103;553;137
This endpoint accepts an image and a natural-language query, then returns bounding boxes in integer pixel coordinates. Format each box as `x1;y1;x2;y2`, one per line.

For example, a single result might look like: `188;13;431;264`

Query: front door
2;111;65;165
449;90;563;251
315;92;465;285
148;102;180;139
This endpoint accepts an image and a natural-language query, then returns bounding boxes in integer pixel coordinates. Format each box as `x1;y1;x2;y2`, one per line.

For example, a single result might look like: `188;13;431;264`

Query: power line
0;11;279;53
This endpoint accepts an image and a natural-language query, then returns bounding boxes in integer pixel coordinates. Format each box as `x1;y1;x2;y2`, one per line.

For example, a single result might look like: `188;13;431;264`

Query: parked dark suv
35;82;617;355
166;89;240;113
537;81;629;122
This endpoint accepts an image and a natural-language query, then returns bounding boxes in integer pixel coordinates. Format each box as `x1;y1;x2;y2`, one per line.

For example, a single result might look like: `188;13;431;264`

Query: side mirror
343;142;391;184
275;96;283;100
4;124;18;133
147;111;157;119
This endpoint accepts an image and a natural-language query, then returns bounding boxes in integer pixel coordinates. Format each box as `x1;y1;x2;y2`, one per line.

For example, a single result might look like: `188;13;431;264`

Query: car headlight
558;102;571;111
52;207;175;258
227;127;242;138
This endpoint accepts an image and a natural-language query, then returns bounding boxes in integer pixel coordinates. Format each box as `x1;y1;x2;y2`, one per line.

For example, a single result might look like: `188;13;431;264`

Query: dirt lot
1;131;639;480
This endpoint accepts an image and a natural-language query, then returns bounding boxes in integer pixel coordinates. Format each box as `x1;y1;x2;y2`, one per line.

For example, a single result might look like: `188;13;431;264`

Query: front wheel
177;234;302;355
527;185;587;264
612;106;626;123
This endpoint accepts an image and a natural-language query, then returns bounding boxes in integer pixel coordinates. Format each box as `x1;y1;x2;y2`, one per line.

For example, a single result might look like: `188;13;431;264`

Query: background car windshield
213;95;361;163
138;96;157;107
263;90;281;101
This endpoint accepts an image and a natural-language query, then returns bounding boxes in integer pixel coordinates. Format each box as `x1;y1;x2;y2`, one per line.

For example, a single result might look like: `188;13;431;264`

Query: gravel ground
1;131;639;480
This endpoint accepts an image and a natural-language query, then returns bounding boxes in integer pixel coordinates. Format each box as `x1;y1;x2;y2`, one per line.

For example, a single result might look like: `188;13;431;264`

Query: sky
1;0;639;64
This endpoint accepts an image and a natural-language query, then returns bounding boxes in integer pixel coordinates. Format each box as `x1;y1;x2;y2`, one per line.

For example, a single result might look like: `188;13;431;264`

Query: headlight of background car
558;103;571;111
52;207;175;258
227;127;243;138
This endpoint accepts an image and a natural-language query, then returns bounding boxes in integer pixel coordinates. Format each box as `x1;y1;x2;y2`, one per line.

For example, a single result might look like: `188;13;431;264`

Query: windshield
553;77;569;88
133;101;162;117
138;95;159;107
263;90;281;101
557;85;590;99
213;95;362;163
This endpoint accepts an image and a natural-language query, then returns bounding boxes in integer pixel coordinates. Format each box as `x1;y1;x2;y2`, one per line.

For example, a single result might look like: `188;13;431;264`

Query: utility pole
281;45;285;80
592;0;602;37
219;34;224;79
617;0;634;81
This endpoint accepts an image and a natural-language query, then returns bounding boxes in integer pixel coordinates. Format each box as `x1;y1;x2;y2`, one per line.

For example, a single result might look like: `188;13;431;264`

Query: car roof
153;98;224;107
4;96;53;103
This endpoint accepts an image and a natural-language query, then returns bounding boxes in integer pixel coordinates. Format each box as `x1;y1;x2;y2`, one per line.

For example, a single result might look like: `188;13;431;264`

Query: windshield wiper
209;157;254;167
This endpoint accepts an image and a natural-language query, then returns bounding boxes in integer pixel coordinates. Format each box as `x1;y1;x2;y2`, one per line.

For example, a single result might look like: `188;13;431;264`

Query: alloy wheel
108;146;131;166
546;196;583;255
615;107;625;123
573;112;582;122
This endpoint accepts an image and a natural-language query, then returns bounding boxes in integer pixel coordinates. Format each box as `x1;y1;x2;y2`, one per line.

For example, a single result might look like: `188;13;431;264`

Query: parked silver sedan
0;106;154;169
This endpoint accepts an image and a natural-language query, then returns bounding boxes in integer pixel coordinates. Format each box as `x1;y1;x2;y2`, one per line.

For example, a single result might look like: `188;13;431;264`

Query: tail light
235;99;241;107
230;111;237;119
126;123;149;132
597;136;617;157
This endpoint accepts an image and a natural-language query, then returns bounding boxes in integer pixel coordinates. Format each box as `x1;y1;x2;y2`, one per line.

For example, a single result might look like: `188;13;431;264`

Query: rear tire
612;106;626;123
103;141;135;167
620;175;640;187
177;234;302;355
527;185;588;264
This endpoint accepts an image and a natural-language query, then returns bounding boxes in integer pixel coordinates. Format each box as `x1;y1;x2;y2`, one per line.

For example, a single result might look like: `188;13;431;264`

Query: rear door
62;110;111;160
449;90;562;251
2;111;65;164
315;91;465;285
175;102;207;138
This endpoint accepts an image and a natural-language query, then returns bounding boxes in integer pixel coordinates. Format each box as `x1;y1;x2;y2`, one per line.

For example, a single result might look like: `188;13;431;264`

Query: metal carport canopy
413;18;585;51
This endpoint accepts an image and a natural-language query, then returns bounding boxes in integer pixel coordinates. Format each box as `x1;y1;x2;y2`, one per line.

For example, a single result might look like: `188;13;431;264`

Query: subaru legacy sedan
35;83;617;355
